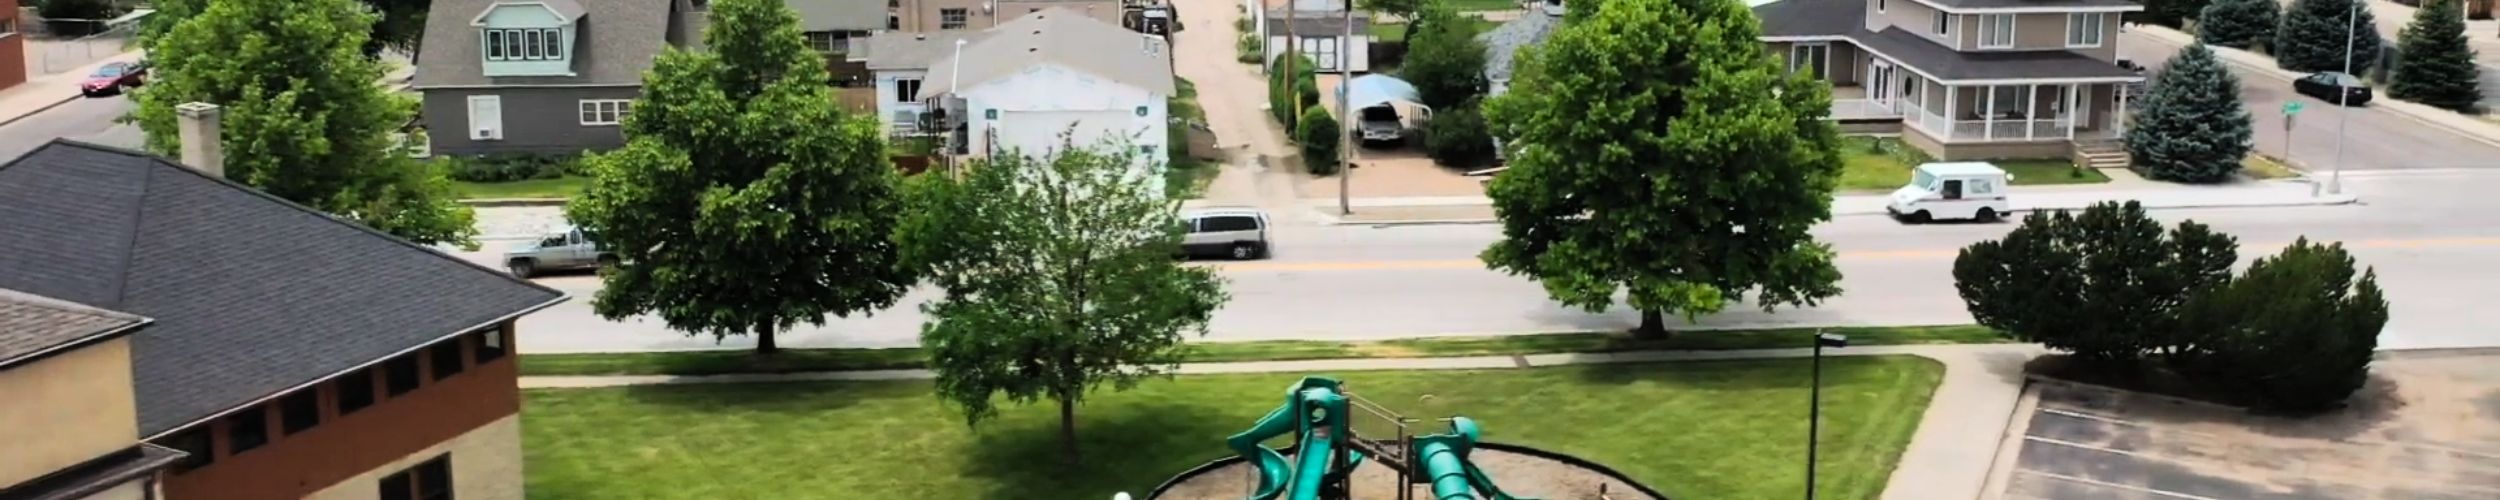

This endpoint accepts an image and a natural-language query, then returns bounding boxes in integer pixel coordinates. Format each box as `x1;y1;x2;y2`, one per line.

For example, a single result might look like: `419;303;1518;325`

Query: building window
385;354;422;396
338;369;376;415
1932;12;1951;36
2;18;17;37
579;100;632;126
482;28;563;61
1789;43;1829;76
941;8;969;29
1875;0;1885;12
804;31;838;53
888;15;901;30
280;390;321;435
895;78;923;103
2067;13;2105;47
474;329;507;364
380;454;454;500
164;429;214;471
226;407;269;455
1977;14;2014;49
430;343;466;381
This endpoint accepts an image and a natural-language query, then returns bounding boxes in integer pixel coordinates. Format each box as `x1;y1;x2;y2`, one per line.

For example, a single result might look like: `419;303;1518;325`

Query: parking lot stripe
2012;470;2223;500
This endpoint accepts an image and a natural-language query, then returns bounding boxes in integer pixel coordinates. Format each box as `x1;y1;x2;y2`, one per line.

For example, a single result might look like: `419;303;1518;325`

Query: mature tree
1298;105;1342;175
2128;44;2254;184
2276;0;2382;73
136;0;476;246
2391;0;2484;111
564;0;911;354
1401;3;1490;109
2179;238;2387;411
148;0;427;56
2137;0;2210;28
1423;101;1495;167
900;139;1228;462
1480;0;1846;338
1954;202;2239;363
2198;0;2280;50
1360;0;1428;37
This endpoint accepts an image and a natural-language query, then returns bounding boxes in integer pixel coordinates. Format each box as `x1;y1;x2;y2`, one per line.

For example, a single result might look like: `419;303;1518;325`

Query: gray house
412;0;704;156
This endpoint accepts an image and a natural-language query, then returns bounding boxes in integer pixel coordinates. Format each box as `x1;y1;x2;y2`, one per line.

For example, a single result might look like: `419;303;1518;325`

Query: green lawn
519;325;2001;376
451;176;589;200
523;356;1943;499
1168;77;1220;198
1837;136;2109;191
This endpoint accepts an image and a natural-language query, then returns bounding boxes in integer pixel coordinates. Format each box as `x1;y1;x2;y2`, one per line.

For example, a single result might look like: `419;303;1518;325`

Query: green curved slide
1226;376;1363;500
1412;417;1537;500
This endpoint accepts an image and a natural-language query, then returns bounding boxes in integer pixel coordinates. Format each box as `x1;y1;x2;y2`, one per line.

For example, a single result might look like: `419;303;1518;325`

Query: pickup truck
503;226;615;278
1357;105;1404;144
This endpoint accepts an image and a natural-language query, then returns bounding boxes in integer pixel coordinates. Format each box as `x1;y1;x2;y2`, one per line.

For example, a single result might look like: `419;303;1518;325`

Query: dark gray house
412;0;705;156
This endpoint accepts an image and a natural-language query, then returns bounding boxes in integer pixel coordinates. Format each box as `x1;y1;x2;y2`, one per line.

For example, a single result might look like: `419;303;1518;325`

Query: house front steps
2071;139;2131;171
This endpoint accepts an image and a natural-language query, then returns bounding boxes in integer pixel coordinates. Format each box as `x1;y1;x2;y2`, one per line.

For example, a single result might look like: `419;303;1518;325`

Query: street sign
2283;101;2304;116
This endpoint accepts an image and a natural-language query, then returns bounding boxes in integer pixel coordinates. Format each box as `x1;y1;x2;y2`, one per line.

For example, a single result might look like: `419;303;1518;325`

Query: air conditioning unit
473;127;500;140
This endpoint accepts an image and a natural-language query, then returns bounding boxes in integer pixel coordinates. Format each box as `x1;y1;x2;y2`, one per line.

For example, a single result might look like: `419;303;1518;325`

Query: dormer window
470;1;585;77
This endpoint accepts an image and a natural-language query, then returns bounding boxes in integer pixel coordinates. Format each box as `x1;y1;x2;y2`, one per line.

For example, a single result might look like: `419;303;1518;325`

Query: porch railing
1830;99;1901;120
1906;106;2078;142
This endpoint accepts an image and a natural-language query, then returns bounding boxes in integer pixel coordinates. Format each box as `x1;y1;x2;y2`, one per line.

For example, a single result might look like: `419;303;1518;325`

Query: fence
27;9;152;76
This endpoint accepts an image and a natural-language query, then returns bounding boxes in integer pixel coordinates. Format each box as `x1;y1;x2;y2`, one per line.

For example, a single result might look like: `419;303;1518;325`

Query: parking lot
1998;354;2500;499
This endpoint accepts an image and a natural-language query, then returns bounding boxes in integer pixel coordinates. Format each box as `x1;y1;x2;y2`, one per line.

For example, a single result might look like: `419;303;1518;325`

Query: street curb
0;92;84;129
1975;379;2042;500
2128;24;2500;152
1327;194;2361;226
460;197;570;207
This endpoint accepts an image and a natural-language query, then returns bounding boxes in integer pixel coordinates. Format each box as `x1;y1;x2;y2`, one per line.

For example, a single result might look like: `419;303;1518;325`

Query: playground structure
1223;376;1536;500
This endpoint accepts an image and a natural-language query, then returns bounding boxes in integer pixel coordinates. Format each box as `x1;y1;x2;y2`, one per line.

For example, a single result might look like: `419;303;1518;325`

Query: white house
863;31;984;133
918;8;1175;184
1258;0;1372;73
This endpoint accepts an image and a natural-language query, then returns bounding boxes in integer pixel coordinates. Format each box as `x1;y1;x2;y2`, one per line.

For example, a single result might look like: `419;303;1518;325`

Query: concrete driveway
1997;355;2500;499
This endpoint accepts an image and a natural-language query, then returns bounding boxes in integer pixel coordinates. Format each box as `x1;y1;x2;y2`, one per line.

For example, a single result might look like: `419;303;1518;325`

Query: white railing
1906;106;2078;142
1830;99;1901;120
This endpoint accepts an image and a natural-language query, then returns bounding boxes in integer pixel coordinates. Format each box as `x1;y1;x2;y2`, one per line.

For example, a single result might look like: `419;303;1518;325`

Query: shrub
2128;44;2253;184
446;152;578;182
2275;0;2382;73
1952;201;2239;363
2178;238;2388;411
1423;102;1494;168
2198;0;2279;50
1296;106;1341;175
1268;57;1320;128
1237;33;1264;64
1401;4;1490;109
2390;0;2484;112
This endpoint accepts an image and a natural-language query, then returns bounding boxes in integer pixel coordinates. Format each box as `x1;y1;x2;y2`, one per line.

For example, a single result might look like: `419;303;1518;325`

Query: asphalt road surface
0;95;143;160
479;171;2500;354
2121;30;2500;172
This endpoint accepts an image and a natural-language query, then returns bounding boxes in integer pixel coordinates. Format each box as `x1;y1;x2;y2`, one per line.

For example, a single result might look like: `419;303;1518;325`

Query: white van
1886;162;2011;223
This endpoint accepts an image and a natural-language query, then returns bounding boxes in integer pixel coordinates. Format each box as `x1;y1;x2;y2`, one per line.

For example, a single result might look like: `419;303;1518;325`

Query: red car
80;61;149;98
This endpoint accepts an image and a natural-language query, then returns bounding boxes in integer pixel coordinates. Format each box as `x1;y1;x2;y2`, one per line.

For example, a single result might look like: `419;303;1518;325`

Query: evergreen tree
2198;0;2279;50
1401;2;1490;109
2390;0;2483;111
1954;202;2240;363
2138;0;2211;28
1481;0;1845;338
136;0;476;246
2128;44;2254;184
1298;105;1342;175
2275;0;2382;73
2178;238;2387;411
564;0;911;354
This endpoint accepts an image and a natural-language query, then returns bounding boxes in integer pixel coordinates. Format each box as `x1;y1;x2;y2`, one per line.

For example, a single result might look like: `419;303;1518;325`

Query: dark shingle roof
0;287;149;369
412;0;678;88
1852;27;2141;81
1477;11;1561;85
0;141;565;436
1754;0;1861;38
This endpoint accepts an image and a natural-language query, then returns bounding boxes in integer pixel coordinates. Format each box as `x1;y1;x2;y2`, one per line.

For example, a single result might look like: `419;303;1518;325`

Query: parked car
503;226;615;278
1179;208;1270;260
2294;72;2372;106
2116;59;2151;108
1357;104;1405;145
1887;162;2011;223
78;61;147;98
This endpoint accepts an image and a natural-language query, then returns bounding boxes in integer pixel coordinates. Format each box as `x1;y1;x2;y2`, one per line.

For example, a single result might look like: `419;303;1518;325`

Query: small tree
1298;105;1342;175
2275;0;2382;73
1424;101;1495;167
2178;238;2388;411
2198;0;2280;50
2391;0;2483;111
564;0;912;355
2128;44;2254;184
1360;0;1428;39
1401;3;1490;109
1953;201;2239;363
1270;56;1321;128
901;138;1228;462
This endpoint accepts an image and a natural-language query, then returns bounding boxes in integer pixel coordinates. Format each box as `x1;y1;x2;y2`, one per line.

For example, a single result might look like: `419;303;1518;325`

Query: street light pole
1807;331;1849;500
2331;0;2358;195
1338;4;1354;216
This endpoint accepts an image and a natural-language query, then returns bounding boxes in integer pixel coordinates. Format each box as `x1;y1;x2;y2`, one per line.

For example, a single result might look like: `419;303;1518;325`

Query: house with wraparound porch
1754;0;2145;167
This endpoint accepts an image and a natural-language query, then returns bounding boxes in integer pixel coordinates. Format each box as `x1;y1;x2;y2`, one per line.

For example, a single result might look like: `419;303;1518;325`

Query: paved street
2121;30;2500;171
0;95;142;160
473;170;2500;354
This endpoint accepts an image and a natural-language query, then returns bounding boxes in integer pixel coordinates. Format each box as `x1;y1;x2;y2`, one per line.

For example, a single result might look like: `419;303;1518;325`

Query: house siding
157;325;523;500
895;0;1122;31
0;337;139;484
1873;0;1951;48
0;0;26;91
876;69;932;132
422;86;641;156
959;63;1167;192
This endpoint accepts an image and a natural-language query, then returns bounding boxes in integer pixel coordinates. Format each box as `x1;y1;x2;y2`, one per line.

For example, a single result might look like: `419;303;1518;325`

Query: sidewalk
2128;24;2500;150
1314;179;2356;225
519;342;2043;500
0;50;145;128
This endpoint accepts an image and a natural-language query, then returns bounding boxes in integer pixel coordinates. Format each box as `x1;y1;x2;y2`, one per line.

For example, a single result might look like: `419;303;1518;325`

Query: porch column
1945;85;1958;140
2065;83;2079;141
2025;84;2039;141
1983;85;1997;141
2116;83;2130;135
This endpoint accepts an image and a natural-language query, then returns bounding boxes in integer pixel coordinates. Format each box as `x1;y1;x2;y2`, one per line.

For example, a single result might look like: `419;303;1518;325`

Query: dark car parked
2294;71;2372;106
78;60;149;98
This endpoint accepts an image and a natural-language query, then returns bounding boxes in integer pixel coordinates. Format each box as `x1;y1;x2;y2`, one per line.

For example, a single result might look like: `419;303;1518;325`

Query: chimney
175;102;225;177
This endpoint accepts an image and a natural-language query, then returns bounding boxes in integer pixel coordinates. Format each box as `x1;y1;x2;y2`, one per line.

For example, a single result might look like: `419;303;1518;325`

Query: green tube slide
1413;417;1538;500
1226;376;1356;500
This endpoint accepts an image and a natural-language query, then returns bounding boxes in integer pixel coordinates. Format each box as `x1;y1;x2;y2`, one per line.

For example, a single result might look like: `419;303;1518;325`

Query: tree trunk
1058;395;1081;463
754;324;780;355
1634;310;1668;339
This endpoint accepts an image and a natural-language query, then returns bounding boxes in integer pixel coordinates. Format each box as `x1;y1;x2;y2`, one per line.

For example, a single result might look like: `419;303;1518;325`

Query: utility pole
1285;0;1299;120
2331;0;2357;195
1338;1;1354;215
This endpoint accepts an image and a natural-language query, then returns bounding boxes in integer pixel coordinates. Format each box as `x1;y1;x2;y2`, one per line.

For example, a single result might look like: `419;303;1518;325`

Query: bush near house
444;152;585;183
1297;105;1342;175
2197;0;2279;50
1423;101;1495;167
2275;0;2382;73
2390;0;2484;112
1269;56;1321;129
2129;44;2253;184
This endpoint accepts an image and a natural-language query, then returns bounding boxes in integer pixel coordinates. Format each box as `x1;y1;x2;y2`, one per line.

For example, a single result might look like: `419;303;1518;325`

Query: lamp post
1807;331;1849;500
2330;0;2359;195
